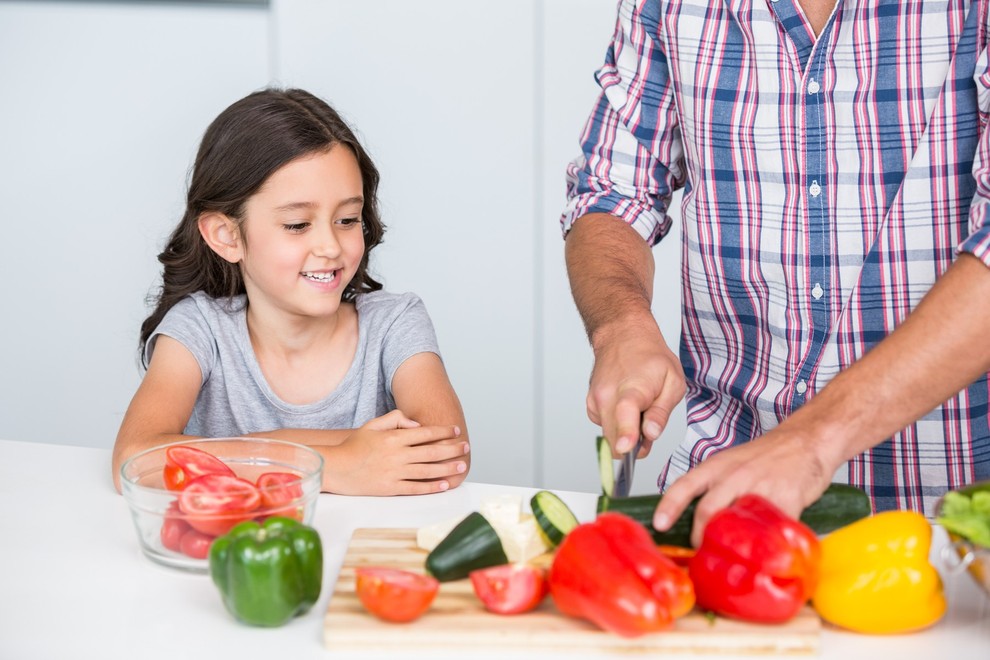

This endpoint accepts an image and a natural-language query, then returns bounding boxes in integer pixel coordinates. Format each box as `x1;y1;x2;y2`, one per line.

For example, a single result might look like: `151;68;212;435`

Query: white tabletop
0;438;987;659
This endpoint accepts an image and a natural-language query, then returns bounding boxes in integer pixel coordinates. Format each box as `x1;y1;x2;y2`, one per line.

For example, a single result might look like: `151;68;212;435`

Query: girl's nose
312;224;341;258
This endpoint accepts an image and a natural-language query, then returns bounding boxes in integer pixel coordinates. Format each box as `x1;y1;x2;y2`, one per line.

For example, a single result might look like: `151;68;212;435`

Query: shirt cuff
560;189;671;247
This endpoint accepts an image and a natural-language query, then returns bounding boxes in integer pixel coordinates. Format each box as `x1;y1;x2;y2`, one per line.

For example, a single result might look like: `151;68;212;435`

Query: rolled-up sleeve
560;0;686;247
961;41;990;263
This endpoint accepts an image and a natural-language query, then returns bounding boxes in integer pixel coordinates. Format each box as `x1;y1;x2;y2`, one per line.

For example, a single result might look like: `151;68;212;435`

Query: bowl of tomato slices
120;438;324;572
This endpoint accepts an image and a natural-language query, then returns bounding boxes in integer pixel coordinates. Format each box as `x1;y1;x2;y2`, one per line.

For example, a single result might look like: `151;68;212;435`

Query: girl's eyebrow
274;197;364;212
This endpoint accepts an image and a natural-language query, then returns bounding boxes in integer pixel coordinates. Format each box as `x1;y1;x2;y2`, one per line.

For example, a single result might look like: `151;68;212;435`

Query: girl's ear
198;212;243;263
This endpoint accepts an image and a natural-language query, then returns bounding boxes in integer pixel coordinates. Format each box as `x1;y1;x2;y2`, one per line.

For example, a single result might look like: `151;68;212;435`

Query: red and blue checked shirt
562;0;990;516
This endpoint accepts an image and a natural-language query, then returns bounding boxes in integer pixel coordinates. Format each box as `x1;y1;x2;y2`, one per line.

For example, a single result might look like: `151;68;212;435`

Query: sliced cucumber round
597;435;614;497
530;490;580;547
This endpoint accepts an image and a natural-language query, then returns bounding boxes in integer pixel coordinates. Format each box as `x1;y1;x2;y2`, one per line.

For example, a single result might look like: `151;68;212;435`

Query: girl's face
235;146;366;321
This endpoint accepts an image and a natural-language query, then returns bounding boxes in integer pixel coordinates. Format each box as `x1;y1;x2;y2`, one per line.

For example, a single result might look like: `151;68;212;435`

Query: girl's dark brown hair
139;88;384;364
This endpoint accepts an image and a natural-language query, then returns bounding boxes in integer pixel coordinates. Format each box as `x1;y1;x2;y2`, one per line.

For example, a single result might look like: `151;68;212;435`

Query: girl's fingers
395;424;462;446
393;479;451;495
400;460;468;481
405;441;469;464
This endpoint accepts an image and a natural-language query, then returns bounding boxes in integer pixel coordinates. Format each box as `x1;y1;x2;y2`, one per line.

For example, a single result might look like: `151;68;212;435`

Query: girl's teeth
304;271;336;282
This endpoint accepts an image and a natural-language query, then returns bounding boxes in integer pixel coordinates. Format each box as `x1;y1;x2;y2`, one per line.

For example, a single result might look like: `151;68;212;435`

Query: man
563;0;990;545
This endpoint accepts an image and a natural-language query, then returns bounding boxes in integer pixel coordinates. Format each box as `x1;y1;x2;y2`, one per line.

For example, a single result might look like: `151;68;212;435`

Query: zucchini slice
597;483;872;547
425;511;508;582
530;490;580;547
597;435;614;497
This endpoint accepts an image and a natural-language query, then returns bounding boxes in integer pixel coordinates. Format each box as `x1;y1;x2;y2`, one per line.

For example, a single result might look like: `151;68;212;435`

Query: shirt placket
768;0;837;409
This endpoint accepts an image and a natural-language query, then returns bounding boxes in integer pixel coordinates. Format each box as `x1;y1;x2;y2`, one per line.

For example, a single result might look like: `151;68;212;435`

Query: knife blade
612;433;644;498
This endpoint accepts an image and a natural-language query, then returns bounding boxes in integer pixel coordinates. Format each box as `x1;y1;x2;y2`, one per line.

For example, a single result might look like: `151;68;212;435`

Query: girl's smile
301;268;342;287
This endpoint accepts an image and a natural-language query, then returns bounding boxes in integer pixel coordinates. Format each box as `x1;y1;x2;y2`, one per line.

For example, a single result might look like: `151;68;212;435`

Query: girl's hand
326;410;470;495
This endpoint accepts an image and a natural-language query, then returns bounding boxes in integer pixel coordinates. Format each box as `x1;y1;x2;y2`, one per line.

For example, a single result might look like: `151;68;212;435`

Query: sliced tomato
160;501;191;552
178;528;214;559
355;567;439;623
163;445;234;491
256;472;304;520
178;473;261;537
469;564;548;615
657;545;697;569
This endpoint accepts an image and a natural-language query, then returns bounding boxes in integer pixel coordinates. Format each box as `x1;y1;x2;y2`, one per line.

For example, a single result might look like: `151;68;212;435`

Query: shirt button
796;380;808;394
812;283;824;299
809;180;822;197
808;79;821;94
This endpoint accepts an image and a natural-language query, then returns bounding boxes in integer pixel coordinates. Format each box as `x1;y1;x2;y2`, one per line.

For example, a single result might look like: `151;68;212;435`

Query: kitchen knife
612;433;644;498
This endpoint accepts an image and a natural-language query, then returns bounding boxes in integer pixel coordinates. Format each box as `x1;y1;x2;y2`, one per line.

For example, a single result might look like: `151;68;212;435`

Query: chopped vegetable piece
355;567;438;623
470;564;547;615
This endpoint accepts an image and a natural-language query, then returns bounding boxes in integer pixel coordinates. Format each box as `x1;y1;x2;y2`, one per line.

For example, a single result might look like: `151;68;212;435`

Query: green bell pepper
208;516;323;627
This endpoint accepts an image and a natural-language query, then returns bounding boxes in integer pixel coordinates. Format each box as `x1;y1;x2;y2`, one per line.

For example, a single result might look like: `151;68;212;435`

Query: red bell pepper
688;494;820;623
548;512;695;637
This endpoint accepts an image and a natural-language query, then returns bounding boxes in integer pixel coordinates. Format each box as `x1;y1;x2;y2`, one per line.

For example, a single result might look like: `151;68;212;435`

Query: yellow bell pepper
812;511;946;634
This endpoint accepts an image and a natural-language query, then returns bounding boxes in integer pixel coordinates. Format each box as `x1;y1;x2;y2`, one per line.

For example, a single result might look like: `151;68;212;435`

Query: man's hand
588;320;686;456
652;426;835;547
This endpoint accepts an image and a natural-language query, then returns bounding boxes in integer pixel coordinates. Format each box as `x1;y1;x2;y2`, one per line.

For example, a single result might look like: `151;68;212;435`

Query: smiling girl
112;88;469;495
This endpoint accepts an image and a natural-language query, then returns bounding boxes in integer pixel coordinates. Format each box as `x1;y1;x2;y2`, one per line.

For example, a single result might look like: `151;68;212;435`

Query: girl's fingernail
463;442;471;454
453;426;461;436
644;421;662;440
456;462;466;473
653;513;670;530
438;481;450;491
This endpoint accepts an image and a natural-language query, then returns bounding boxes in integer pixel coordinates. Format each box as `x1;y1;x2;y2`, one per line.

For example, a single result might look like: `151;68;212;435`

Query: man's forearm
787;253;990;472
565;213;659;348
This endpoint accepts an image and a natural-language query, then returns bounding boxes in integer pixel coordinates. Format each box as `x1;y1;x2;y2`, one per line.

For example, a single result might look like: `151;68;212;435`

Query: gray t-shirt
145;290;440;437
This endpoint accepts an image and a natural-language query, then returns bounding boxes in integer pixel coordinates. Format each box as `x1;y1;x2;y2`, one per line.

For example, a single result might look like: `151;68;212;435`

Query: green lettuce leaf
937;490;990;549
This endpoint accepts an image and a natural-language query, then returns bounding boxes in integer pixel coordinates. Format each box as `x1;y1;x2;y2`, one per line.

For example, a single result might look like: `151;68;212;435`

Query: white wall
0;0;683;495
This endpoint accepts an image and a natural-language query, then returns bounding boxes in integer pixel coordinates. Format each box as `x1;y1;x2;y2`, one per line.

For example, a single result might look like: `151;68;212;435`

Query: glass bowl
121;437;323;572
935;480;990;599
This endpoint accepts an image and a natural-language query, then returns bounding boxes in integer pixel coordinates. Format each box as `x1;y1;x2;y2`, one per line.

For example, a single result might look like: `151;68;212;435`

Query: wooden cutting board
323;528;820;655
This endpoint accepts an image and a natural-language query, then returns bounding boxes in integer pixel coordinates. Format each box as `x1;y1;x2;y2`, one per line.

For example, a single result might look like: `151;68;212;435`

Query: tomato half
355;567;439;623
256;472;304;520
178;473;261;537
163;445;234;491
160;501;191;552
179;529;214;559
469;564;548;615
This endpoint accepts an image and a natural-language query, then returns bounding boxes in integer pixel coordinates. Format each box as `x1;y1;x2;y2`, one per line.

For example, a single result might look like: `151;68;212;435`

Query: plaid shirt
562;0;990;515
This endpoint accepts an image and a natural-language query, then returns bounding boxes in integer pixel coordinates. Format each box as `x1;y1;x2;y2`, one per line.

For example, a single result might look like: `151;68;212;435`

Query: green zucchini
597;435;614;497
597;483;872;547
530;490;580;547
424;511;508;582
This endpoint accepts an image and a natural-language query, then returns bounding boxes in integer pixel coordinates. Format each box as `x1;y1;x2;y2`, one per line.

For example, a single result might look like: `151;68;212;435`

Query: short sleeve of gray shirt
145;290;441;437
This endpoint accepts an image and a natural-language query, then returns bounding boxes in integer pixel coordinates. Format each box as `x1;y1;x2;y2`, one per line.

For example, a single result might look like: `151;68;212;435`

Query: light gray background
0;0;683;494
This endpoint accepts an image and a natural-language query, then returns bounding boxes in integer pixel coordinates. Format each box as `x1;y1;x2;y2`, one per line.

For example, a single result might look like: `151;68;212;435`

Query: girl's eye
337;217;362;228
282;222;310;232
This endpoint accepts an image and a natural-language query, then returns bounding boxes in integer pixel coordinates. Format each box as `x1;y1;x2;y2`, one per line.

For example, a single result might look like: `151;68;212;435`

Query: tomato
469;564;548;615
657;545;697;569
178;473;261;537
179;528;214;559
160;501;191;552
163;445;234;491
256;472;304;520
355;567;439;623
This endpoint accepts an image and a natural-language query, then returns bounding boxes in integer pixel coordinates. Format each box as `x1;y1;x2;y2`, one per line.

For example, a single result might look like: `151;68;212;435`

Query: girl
112;88;469;495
